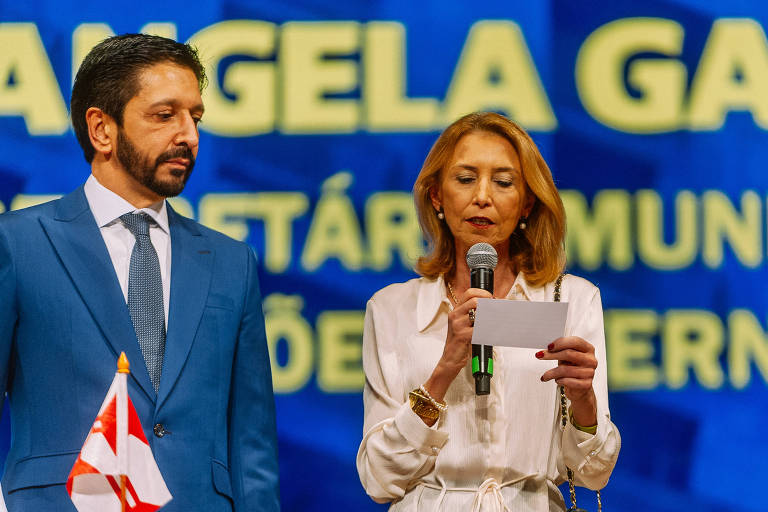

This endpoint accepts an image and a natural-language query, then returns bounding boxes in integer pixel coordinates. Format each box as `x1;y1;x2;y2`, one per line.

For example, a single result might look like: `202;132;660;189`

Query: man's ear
85;107;116;158
429;185;442;213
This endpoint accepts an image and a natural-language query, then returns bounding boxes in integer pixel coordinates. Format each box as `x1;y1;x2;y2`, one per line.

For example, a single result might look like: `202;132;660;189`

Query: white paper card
470;298;569;349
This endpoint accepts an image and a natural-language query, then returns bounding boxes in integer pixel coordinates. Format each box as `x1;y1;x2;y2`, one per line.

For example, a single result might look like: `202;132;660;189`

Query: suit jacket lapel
157;207;213;409
39;187;156;401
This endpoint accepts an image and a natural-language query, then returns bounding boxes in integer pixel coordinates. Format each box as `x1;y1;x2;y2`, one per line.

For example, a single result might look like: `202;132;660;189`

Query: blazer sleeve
559;286;621;490
228;246;280;511
0;222;17;412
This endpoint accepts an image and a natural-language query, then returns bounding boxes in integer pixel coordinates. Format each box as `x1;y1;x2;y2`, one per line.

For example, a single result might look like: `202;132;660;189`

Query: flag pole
121;475;127;512
117;353;130;512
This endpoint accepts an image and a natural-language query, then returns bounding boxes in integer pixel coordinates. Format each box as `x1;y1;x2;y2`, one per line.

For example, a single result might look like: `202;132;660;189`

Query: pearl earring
518;217;528;230
437;210;445;220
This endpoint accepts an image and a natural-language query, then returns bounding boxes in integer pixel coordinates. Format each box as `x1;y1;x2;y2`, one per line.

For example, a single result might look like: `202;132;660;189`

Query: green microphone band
471;356;494;375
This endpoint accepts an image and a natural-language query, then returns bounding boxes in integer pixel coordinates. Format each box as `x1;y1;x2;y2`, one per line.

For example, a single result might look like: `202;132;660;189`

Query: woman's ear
523;189;536;217
85;107;115;158
429;185;442;213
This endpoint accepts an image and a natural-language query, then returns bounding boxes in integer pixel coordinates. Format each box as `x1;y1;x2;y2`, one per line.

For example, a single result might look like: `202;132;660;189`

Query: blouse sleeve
559;286;621;490
355;297;449;503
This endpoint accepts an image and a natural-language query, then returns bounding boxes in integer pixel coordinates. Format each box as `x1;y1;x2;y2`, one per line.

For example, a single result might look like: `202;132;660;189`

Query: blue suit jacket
0;186;280;511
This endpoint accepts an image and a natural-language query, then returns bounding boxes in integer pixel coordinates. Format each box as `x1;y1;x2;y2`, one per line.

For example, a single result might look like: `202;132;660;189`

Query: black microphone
466;243;498;396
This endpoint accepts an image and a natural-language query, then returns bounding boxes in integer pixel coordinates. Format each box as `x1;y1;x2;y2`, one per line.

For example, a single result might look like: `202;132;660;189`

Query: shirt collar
416;275;451;332
415;272;549;332
84;174;169;234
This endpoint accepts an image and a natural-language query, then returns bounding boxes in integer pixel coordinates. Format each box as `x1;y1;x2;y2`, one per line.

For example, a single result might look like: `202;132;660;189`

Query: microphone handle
470;267;494;395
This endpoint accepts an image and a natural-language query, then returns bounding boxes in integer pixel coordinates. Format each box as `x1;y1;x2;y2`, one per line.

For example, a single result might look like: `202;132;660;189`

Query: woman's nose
473;178;492;207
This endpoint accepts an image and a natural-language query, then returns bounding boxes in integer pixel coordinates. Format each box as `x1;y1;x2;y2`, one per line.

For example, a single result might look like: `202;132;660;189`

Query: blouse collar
415;272;550;332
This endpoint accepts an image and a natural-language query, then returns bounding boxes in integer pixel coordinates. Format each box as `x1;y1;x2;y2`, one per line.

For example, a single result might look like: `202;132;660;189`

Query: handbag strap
554;274;602;512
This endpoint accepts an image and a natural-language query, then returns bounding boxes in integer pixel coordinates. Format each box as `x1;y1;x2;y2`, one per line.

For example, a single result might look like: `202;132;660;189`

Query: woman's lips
466;217;494;229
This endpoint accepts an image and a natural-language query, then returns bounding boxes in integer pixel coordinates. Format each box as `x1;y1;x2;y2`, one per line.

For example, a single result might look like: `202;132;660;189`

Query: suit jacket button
154;423;167;438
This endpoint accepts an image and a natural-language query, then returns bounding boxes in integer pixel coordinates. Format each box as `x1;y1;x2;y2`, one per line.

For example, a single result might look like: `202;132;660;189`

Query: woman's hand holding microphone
420;288;491;420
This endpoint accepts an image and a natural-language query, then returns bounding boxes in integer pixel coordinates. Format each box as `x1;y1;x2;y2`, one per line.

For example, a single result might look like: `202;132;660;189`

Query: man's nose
175;112;199;148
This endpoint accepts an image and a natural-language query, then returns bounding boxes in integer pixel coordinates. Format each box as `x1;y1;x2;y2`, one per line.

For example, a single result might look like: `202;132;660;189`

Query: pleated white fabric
357;274;621;511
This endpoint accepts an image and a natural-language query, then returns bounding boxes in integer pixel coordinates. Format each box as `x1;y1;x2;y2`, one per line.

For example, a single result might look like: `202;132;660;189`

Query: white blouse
356;274;620;511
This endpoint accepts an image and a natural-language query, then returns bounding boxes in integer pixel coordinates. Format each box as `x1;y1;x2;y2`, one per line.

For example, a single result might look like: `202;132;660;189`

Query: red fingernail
547;343;554;351
540;376;545;382
535;351;544;359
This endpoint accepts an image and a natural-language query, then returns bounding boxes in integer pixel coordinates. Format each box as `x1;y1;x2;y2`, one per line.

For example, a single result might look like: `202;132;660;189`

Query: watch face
414;401;439;420
409;390;439;420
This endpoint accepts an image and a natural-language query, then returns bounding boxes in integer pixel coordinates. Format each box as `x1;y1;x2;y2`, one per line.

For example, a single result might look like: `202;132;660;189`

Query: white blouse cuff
563;413;617;474
567;412;605;445
393;401;449;456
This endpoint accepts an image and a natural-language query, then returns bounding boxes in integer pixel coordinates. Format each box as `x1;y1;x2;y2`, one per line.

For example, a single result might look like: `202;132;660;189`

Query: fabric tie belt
413;473;545;512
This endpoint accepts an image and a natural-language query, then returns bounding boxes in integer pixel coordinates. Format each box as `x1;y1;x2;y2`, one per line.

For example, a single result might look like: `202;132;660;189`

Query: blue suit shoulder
168;208;257;262
0;197;60;224
0;197;63;245
178;215;243;246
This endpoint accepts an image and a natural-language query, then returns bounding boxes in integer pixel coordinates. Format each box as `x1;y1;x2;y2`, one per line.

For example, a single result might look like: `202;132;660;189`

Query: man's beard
116;129;195;198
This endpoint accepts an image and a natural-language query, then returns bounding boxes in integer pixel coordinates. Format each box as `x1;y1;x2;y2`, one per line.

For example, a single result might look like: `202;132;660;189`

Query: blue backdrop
1;1;766;511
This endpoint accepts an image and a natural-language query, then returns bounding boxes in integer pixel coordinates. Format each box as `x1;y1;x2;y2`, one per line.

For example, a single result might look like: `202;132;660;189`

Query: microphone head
466;243;498;270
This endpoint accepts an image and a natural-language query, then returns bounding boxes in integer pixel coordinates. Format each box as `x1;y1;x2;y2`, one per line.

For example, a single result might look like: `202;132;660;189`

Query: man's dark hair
71;33;207;163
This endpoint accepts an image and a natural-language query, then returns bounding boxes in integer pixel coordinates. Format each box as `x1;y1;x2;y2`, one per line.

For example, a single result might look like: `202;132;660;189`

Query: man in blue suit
0;34;280;511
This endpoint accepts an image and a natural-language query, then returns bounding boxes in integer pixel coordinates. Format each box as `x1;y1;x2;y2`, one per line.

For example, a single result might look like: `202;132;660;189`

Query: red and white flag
67;353;172;512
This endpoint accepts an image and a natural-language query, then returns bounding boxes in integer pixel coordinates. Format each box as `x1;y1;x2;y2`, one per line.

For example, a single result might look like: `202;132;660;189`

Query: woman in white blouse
356;112;620;511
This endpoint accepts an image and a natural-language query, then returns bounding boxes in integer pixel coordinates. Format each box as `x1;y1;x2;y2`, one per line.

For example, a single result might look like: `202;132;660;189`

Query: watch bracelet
409;390;440;420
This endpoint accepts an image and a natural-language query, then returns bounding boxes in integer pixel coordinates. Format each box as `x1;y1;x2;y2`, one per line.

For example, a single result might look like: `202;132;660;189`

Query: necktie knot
120;212;153;238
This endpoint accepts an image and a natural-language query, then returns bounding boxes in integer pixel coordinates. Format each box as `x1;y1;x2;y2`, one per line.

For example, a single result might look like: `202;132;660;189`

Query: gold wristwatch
408;389;440;421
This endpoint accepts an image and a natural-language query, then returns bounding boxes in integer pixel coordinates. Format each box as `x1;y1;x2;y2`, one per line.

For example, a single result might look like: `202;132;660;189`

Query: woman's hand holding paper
536;336;598;428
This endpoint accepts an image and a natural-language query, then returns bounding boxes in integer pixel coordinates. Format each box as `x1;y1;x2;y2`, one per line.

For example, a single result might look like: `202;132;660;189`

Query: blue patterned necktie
120;212;166;393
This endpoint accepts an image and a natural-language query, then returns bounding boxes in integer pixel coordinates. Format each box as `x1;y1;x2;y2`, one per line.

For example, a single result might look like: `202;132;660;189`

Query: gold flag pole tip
117;352;130;374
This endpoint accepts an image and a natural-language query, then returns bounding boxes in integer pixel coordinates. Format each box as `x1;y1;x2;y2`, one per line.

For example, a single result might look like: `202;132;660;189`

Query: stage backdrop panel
1;1;766;510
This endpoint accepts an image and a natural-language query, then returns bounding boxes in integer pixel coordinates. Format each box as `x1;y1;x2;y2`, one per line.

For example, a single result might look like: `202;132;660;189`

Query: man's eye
156;113;173;120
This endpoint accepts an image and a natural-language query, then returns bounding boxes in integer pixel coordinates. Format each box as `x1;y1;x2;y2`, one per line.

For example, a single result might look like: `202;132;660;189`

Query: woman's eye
495;180;513;188
457;175;475;184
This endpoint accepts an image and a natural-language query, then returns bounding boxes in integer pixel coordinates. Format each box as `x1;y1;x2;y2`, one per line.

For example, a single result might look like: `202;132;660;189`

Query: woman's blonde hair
413;112;566;287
